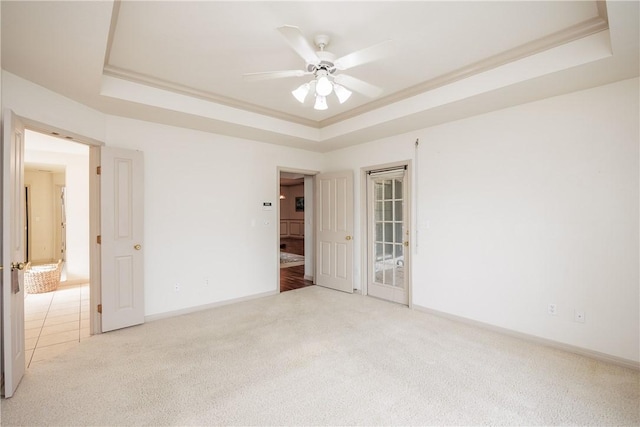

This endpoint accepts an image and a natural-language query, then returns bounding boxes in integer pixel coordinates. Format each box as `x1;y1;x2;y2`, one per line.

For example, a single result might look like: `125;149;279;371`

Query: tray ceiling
2;1;638;151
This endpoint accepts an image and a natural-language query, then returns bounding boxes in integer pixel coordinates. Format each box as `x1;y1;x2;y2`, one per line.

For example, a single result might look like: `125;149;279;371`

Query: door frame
20;117;104;335
360;160;413;308
276;167;318;293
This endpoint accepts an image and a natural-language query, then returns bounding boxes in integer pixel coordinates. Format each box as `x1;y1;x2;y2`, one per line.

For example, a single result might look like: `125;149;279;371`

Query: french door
367;168;409;305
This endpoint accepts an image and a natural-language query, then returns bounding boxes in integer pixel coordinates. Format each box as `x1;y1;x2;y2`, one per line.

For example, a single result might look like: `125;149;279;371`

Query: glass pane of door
372;175;404;288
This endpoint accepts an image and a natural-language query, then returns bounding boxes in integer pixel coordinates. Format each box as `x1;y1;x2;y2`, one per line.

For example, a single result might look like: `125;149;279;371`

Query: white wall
24;169;56;262
324;77;639;363
2;72;106;142
3;72;323;317
105;117;323;316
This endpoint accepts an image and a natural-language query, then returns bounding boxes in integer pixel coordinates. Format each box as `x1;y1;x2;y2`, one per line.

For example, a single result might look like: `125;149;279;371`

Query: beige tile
25;318;45;330
25;336;38;350
41;321;78;336
24;296;52;306
43;313;79;326
49;301;80;310
24;302;52;313
52;294;80;302
24;303;50;311
79;318;91;330
54;286;79;293
30;341;79;363
55;285;81;292
25;293;54;303
25;311;47;322
46;307;80;318
51;299;79;307
25;328;41;339
25;349;34;368
36;330;79;348
53;293;79;300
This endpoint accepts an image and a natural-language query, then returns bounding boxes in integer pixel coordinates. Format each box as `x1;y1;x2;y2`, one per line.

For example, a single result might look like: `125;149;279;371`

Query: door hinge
96;166;101;175
97;235;101;244
97;304;102;314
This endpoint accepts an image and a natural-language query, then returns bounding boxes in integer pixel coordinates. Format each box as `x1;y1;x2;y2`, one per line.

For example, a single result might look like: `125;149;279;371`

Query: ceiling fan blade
334;74;383;98
277;25;320;64
242;69;309;82
334;40;393;71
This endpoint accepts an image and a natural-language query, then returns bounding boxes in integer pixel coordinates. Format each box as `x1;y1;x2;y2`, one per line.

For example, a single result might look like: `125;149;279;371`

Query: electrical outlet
204;277;209;286
548;303;557;315
174;283;180;292
574;310;585;323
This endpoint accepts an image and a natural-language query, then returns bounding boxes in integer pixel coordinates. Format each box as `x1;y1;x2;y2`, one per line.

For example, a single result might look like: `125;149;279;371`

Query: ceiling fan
243;26;392;110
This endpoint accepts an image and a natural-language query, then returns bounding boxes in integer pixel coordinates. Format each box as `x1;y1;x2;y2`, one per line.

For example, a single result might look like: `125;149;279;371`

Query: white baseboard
412;304;639;371
304;274;314;281
145;290;278;323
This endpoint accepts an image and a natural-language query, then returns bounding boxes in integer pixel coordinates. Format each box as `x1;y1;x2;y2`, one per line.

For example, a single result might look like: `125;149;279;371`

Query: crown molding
320;12;609;127
102;65;320;128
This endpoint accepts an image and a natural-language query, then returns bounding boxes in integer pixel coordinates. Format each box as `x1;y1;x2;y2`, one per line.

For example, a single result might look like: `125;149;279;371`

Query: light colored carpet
280;251;304;268
1;286;638;426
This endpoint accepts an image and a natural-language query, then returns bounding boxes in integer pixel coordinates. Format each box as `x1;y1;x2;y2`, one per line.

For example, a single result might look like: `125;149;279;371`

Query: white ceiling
2;1;638;152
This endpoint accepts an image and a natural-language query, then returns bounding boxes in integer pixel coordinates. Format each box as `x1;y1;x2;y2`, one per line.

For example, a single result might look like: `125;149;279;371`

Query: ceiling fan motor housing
307;50;337;75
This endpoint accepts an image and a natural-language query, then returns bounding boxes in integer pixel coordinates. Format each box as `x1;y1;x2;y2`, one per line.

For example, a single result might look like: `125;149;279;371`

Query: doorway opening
23;129;91;367
363;163;411;306
278;170;315;292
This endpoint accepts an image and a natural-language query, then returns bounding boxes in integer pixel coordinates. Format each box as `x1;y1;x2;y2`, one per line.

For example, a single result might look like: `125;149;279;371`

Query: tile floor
24;281;91;367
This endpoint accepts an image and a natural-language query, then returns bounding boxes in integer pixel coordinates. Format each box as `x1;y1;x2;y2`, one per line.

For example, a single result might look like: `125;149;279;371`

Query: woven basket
24;260;63;294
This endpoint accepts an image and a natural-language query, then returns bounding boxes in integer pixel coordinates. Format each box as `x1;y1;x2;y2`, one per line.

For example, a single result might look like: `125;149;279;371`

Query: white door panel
2;110;26;398
100;147;144;332
316;171;353;293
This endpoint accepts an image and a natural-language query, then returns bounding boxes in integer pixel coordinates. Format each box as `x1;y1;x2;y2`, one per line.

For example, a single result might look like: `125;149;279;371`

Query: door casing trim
360;160;413;308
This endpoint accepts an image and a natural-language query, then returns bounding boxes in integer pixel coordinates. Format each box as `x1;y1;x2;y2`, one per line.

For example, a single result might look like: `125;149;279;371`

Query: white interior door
367;169;409;305
316;171;353;293
100;147;144;332
2;110;26;398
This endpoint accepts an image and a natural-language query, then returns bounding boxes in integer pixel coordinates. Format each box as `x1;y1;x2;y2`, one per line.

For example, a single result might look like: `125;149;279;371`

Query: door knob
345;236;352;241
134;244;142;250
11;262;26;271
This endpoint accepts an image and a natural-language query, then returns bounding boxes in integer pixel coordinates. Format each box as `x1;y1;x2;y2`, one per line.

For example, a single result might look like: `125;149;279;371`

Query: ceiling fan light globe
314;95;328;110
315;76;333;96
333;84;352;104
292;83;310;103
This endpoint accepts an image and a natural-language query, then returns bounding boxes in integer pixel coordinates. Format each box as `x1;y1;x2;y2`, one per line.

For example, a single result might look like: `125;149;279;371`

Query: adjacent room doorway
23;130;91;368
278;169;316;293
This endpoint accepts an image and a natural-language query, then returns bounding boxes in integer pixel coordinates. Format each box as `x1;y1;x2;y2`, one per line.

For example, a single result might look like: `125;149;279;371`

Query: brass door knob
345;236;352;241
11;262;26;271
134;244;142;250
